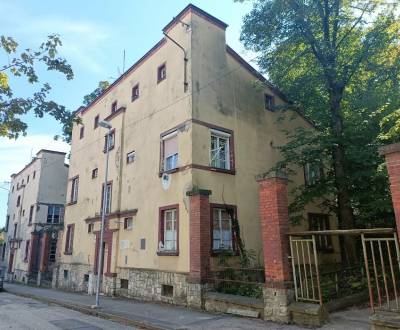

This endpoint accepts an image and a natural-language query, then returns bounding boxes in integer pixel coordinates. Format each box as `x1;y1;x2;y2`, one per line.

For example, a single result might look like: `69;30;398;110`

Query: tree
1;34;74;139
239;0;400;263
56;80;110;143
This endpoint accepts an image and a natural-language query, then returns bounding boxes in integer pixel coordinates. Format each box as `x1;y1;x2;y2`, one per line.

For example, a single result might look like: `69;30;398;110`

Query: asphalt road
0;292;134;330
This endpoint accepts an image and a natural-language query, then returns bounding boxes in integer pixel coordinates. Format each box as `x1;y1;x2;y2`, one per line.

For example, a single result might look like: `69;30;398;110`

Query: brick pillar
379;143;400;238
39;232;50;273
256;171;293;323
28;232;39;273
186;188;212;309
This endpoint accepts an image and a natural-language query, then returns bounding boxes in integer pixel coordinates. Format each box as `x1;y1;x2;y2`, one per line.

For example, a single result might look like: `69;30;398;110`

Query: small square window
80;126;85;139
120;279;129;289
88;223;94;233
104;131;115;152
132;84;139;101
127;151;135;164
94;115;99;129
265;93;275;111
161;284;173;297
84;274;89;282
92;168;98;179
157;63;166;82
124;217;133;230
111;101;118;113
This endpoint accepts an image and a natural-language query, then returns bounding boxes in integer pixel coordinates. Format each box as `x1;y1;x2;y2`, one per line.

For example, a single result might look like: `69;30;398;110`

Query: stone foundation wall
56;263;92;292
115;267;190;306
10;269;29;284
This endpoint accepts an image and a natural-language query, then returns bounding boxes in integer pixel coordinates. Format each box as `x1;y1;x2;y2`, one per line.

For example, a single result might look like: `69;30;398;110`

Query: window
33;171;36;179
210;130;231;170
104;130;115;152
158;206;178;254
88;223;94;233
13;223;17;239
111;101;118;113
92;168;98;179
126;151;136;164
28;205;34;225
22;209;25;216
132;84;139;101
304;163;323;186
94;115;99;129
212;206;235;251
16;195;21;207
47;205;63;223
120;279;129;289
79;126;85;139
1;243;6;260
64;270;68;279
161;284;173;297
124;217;133;230
70;177;79;204
27;175;29;183
265;93;275;111
64;224;75;254
101;182;112;215
308;213;333;252
157;63;166;82
24;240;30;262
162;132;178;172
12;186;14;193
5;215;9;232
48;238;57;262
22;179;24;185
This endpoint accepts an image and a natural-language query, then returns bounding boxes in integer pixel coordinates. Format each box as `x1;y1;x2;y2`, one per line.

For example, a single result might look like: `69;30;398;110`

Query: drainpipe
163;32;189;92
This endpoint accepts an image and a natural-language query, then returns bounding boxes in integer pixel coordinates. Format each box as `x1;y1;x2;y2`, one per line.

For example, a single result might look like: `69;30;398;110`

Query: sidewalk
3;283;370;329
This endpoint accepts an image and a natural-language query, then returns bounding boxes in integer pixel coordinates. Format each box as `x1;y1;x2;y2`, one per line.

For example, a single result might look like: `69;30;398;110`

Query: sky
0;0;257;227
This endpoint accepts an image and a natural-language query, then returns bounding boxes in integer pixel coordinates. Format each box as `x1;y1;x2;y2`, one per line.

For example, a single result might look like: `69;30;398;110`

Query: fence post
256;170;293;323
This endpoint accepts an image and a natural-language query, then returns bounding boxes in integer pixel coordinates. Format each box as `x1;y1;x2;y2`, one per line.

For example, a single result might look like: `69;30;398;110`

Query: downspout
163;32;189;92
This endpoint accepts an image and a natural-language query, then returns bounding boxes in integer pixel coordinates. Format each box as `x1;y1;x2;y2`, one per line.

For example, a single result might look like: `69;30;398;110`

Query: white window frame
47;205;63;224
104;183;112;215
124;217;133;230
163;131;178;172
212;208;233;251
163;209;177;251
210;129;231;170
127;151;136;164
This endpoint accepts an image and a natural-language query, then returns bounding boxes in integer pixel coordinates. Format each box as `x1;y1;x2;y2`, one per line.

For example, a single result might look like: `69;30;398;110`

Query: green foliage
240;0;400;228
0;34;75;139
83;80;110;106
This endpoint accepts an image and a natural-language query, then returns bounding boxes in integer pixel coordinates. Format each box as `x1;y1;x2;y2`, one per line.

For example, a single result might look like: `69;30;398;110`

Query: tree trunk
330;87;358;265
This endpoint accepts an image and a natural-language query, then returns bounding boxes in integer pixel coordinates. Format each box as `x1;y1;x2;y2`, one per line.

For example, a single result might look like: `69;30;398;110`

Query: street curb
4;289;166;330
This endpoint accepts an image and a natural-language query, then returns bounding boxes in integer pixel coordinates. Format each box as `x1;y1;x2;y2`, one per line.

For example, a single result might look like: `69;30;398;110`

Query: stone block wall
10;269;29;284
56;262;92;292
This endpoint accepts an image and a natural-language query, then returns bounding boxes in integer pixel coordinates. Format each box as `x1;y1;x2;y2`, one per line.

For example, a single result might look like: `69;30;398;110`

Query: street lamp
93;120;112;308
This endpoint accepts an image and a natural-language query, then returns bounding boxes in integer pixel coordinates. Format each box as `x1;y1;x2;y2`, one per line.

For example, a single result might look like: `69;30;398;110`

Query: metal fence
209;267;265;299
289;228;400;313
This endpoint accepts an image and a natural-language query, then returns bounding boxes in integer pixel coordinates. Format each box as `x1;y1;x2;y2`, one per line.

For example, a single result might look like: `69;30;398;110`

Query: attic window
111;101;118;113
132;84;139;101
265;94;275;111
157;63;166;83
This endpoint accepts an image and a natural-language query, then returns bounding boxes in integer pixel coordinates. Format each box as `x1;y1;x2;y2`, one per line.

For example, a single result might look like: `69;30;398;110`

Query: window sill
103;145;115;153
64;251;72;255
159;167;180;177
157;251;179;256
209;167;236;175
157;78;166;84
131;96;139;102
66;201;77;206
211;249;239;257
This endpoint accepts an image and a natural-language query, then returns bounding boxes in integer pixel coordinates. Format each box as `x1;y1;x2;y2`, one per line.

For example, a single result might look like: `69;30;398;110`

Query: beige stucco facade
57;5;339;302
1;149;68;283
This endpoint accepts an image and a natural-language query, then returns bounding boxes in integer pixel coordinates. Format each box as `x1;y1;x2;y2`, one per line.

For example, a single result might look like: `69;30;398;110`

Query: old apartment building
1;150;68;285
56;4;339;310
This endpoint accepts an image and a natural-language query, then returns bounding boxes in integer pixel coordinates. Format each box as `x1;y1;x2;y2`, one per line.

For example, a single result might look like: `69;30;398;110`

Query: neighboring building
0;231;5;278
1;149;68;285
56;4;339;307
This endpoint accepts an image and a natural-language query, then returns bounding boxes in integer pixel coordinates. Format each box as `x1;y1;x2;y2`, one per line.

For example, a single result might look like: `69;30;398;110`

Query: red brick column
256;171;292;323
186;188;212;284
39;232;50;272
379;143;400;238
28;232;39;273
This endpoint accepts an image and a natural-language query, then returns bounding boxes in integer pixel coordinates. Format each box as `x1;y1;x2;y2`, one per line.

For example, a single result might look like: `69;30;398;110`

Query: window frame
126;151;136;164
28;205;34;225
304;163;323;186
157;63;167;83
157;204;179;256
131;84;139;101
210;129;232;171
47;204;63;224
48;238;57;262
264;93;275;111
70;176;79;204
79;126;85;139
101;182;112;215
64;224;75;255
88;223;94;233
308;213;333;253
92;168;98;179
94;115;99;129
111;101;118;113
24;240;30;262
16;195;21;207
103;129;115;153
124;217;133;230
210;204;238;255
161;131;178;173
